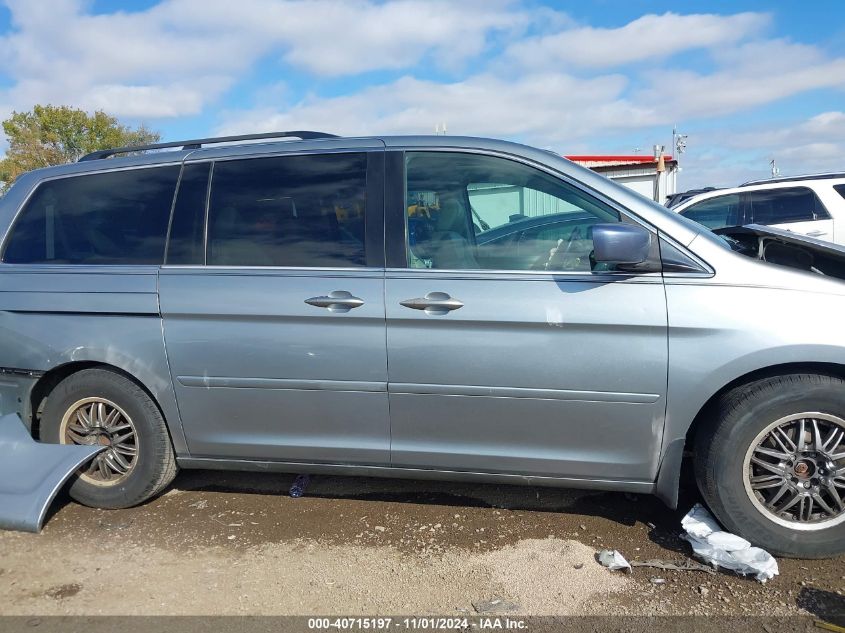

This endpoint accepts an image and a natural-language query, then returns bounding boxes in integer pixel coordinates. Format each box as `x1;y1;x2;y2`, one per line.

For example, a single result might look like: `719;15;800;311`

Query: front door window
405;152;623;272
679;194;742;230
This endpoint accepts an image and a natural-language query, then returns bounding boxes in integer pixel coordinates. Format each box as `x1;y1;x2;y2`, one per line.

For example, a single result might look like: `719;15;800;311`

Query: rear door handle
805;230;827;237
305;291;364;313
400;292;464;315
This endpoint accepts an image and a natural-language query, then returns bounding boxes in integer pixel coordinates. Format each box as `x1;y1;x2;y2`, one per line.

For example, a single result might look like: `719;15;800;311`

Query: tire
695;373;845;559
41;368;178;509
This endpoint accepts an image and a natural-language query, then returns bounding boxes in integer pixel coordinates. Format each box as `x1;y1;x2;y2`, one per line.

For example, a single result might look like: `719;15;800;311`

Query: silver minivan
1;132;844;558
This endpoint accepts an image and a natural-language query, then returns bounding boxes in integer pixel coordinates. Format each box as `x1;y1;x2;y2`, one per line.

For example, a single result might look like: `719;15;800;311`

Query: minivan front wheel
743;413;845;530
695;373;845;558
41;368;177;509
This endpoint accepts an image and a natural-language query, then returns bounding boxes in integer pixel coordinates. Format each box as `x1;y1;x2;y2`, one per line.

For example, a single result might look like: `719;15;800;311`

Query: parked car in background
1;133;844;559
673;173;845;245
664;186;721;209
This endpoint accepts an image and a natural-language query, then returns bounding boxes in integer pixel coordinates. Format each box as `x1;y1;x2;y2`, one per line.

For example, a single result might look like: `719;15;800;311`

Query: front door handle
400;292;464;315
305;290;364;313
805;230;826;237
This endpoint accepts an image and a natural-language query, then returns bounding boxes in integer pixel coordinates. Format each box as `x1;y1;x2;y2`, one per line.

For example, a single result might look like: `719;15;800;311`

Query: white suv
672;173;845;245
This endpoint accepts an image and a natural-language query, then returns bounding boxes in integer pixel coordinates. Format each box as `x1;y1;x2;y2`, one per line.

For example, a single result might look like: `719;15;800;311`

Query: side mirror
591;223;652;265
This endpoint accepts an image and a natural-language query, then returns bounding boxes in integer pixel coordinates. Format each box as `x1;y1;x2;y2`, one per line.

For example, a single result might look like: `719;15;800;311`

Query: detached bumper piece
0;413;104;533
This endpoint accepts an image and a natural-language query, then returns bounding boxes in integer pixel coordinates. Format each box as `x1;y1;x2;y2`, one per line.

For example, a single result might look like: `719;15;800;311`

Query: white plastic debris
680;504;779;583
597;549;632;572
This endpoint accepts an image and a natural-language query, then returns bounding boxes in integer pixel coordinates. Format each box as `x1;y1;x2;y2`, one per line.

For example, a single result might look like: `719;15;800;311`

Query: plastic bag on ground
680;503;779;583
596;549;632;572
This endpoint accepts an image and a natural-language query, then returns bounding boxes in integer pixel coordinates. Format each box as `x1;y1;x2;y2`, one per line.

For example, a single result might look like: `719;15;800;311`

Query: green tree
0;105;160;191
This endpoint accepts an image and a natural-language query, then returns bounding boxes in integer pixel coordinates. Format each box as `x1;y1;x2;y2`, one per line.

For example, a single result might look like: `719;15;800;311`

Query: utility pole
672;126;687;165
653;144;665;203
671;126;687;197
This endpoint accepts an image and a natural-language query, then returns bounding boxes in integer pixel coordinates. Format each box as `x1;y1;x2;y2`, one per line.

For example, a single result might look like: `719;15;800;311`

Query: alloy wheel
743;412;845;530
59;397;139;486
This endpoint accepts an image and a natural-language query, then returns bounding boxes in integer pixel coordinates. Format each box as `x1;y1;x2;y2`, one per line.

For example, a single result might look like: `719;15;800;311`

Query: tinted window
748;187;828;224
405;152;622;272
166;163;210;265
3;166;180;264
834;184;845;201
207;153;367;267
680;194;741;229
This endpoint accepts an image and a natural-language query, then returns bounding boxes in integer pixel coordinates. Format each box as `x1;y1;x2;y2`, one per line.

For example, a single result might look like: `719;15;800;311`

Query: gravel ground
0;470;843;622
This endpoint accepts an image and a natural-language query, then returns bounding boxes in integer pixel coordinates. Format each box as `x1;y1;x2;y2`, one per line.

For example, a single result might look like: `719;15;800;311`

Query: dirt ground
0;470;843;624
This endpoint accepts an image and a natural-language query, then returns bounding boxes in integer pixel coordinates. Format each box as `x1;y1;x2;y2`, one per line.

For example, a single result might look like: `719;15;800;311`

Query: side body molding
0;413;103;533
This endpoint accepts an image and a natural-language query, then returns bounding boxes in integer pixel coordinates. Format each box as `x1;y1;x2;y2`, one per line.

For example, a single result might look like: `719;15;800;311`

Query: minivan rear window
747;187;829;224
3;166;180;265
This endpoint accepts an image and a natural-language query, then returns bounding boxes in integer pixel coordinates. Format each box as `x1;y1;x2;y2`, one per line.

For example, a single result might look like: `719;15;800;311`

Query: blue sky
0;0;843;188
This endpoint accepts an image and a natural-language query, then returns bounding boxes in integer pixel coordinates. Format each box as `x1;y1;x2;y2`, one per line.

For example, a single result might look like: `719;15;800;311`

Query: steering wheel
536;225;585;271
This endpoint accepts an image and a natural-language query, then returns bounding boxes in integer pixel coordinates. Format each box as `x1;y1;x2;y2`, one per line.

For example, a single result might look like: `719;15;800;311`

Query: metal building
566;154;679;204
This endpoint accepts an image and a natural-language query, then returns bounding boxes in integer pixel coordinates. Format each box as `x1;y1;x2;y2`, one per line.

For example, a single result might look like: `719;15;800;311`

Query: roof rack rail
78;130;339;162
740;172;845;186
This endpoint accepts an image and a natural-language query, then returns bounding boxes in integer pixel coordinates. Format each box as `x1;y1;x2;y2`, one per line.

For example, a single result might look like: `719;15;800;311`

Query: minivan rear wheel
695;373;845;558
41;368;178;509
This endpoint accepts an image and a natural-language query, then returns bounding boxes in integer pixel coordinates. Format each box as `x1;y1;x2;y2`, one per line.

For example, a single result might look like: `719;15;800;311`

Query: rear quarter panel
0;165;187;452
0;265;186;453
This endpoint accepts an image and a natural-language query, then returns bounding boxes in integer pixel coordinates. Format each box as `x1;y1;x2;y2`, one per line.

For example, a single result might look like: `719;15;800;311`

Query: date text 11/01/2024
307;617;528;630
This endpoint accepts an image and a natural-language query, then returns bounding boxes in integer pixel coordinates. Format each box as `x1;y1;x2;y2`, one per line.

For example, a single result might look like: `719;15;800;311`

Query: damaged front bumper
0;413;103;533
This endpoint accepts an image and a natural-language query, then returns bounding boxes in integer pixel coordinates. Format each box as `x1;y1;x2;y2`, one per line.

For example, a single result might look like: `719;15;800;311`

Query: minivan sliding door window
206;153;368;268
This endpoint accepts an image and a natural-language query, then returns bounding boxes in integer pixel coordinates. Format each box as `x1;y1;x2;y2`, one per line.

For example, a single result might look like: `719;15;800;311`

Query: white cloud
726;111;845;154
0;0;528;118
643;40;845;119
215;72;658;144
0;0;844;188
675;111;845;188
156;0;528;76
733;111;845;180
504;11;770;69
213;7;845;155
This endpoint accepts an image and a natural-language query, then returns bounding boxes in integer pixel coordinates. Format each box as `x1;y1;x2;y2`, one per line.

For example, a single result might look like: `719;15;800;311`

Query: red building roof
565;155;674;163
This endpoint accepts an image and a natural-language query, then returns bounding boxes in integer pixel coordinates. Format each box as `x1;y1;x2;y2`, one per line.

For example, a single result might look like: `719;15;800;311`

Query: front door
160;149;390;465
385;151;668;481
